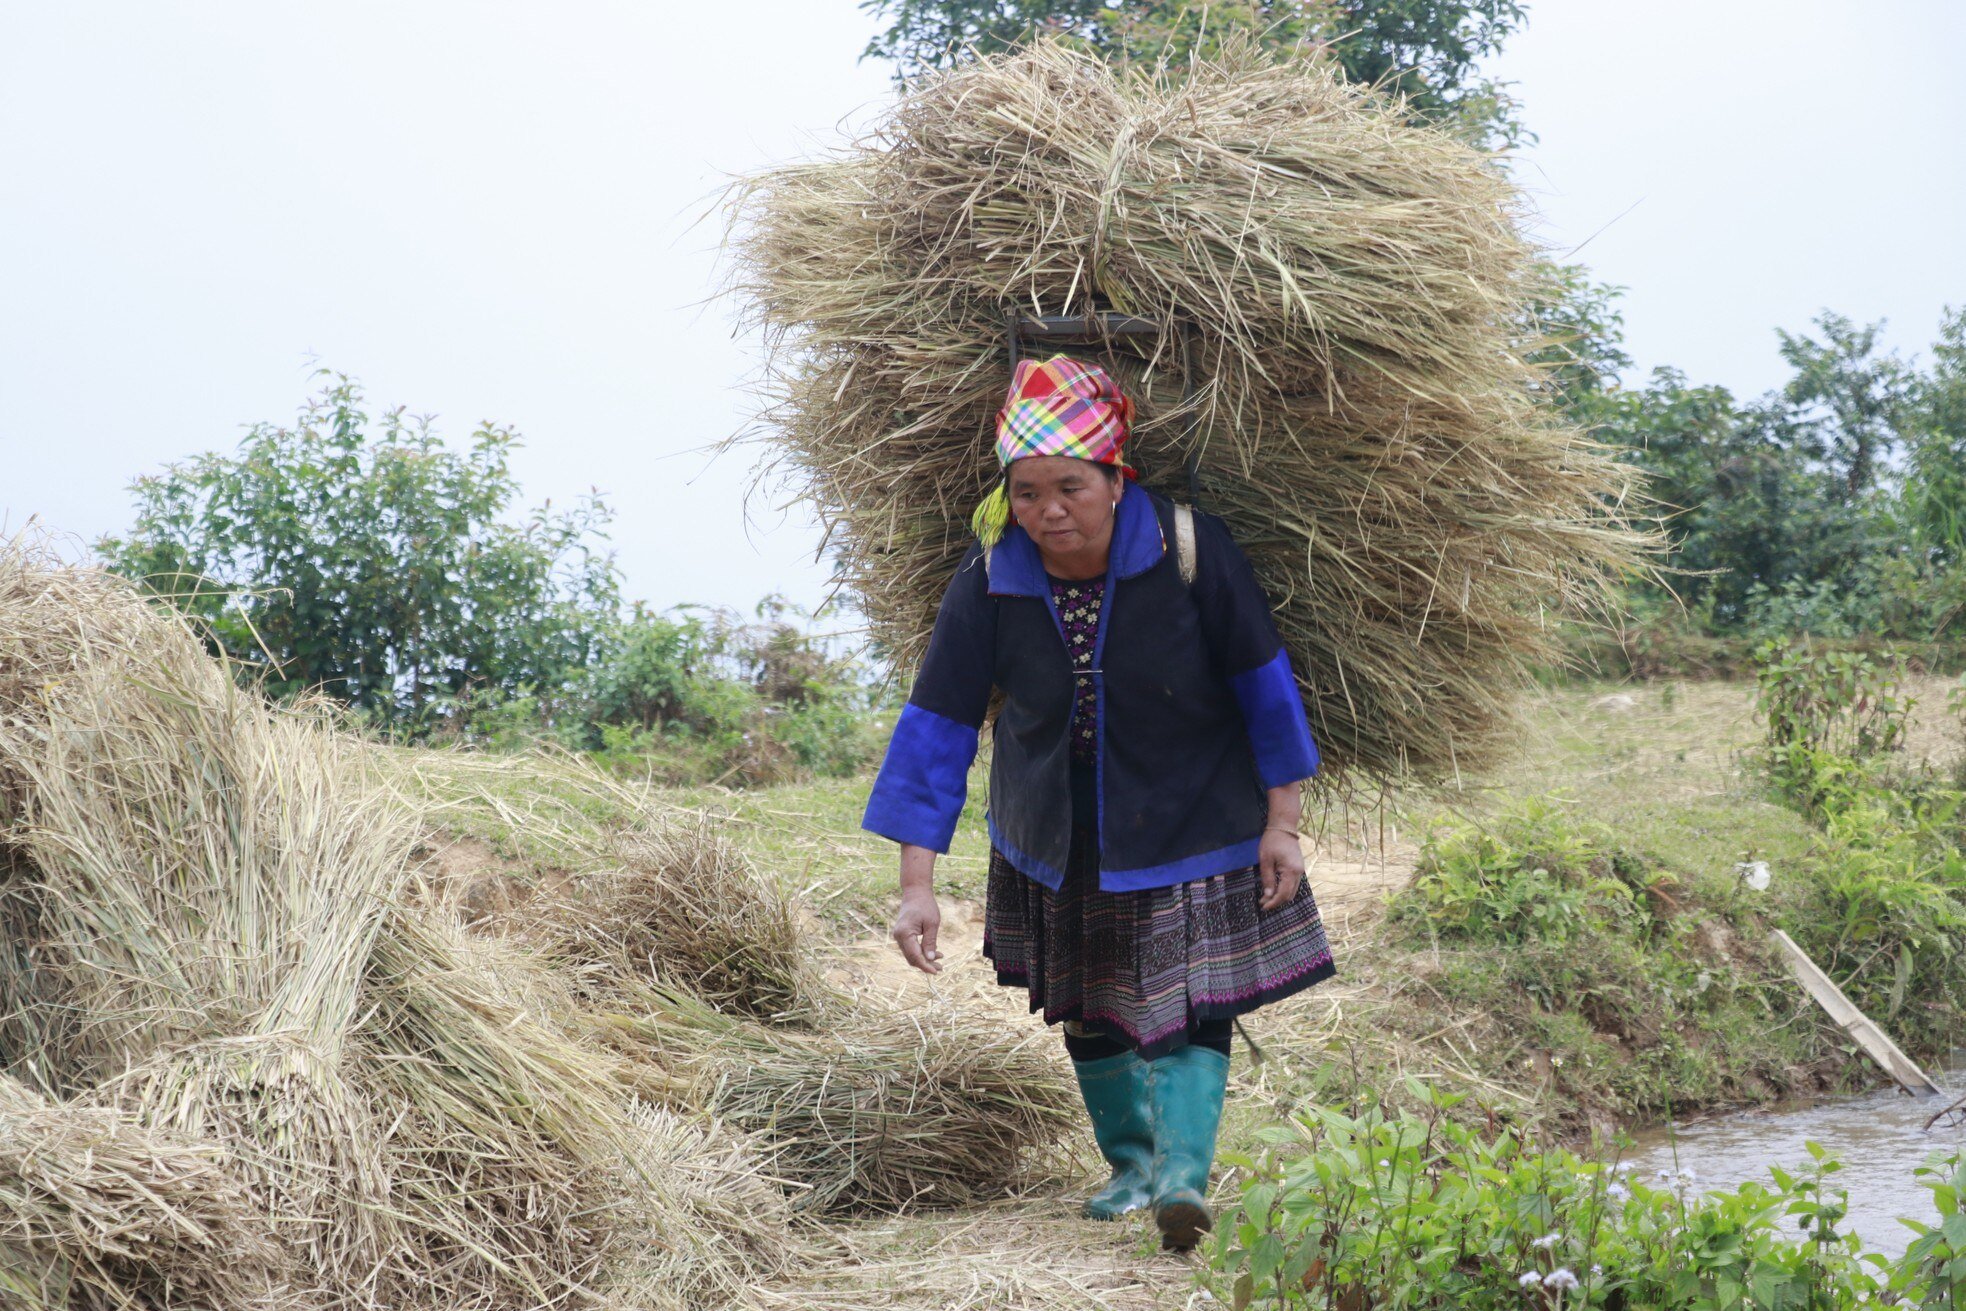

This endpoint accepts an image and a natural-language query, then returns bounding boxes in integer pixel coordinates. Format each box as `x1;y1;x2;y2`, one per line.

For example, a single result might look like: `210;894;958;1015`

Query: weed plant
1210;1084;1966;1309
1751;641;1966;1056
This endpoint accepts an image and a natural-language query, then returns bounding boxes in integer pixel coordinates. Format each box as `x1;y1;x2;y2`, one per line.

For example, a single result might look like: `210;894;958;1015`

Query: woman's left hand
1257;828;1305;912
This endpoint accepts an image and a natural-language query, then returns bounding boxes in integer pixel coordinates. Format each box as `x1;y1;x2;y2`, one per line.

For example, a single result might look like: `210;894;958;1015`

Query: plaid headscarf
973;355;1136;546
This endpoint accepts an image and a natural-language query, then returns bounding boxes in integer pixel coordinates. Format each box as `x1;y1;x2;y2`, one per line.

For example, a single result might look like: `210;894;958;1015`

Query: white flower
1546;1268;1580;1291
1606;1182;1630;1201
1532;1232;1562;1250
1591;1264;1604;1277
1518;1272;1543;1288
1736;859;1772;891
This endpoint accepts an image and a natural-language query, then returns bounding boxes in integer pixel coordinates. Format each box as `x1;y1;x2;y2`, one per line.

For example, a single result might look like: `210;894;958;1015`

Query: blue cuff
861;703;979;852
1229;649;1320;789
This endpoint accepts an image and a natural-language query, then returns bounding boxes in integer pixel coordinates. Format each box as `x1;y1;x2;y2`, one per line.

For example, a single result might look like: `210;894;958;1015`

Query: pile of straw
0;534;1075;1307
527;821;815;1019
0;535;637;1308
596;984;1076;1213
0;1075;291;1310
730;39;1650;780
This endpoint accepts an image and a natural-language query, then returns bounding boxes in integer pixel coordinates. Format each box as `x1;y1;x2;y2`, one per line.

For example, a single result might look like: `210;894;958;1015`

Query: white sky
4;1;1962;615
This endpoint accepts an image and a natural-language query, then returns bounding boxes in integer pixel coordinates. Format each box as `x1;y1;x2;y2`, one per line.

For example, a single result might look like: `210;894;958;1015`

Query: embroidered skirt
982;764;1336;1061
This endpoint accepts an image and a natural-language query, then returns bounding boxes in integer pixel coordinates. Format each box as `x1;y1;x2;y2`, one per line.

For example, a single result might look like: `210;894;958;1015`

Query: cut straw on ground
0;532;1080;1309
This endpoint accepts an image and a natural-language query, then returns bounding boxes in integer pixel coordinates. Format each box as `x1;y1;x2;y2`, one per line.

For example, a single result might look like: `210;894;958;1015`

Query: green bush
447;597;888;786
1748;641;1966;1053
1394;801;1651;946
101;372;618;724
1211;1088;1957;1309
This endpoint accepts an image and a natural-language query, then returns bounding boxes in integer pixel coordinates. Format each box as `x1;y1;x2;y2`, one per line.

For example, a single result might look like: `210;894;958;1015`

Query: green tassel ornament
971;480;1011;547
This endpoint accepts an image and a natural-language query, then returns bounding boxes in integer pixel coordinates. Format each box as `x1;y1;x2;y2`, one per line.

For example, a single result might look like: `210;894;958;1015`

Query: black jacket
862;487;1318;891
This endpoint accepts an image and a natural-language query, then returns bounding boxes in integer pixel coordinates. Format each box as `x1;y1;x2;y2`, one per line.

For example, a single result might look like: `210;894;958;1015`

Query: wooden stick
1768;929;1943;1097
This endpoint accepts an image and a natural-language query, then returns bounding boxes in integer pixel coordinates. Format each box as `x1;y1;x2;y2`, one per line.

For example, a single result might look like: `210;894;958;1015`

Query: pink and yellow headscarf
972;354;1136;546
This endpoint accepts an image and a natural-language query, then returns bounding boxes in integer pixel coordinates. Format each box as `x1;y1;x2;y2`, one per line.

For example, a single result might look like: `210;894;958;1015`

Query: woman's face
1007;455;1122;561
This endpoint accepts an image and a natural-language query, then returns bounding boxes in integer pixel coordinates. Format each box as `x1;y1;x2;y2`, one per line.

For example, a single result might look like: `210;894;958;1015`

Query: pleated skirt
981;764;1336;1061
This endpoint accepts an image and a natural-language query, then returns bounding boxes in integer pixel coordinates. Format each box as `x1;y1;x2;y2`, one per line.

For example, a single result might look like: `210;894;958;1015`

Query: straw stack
0;533;1075;1307
730;38;1650;780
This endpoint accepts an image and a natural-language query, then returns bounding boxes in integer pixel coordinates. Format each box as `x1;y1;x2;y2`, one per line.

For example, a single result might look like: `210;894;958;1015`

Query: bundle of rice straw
0;535;772;1310
598;985;1076;1213
522;821;815;1020
0;1075;295;1310
729;39;1650;781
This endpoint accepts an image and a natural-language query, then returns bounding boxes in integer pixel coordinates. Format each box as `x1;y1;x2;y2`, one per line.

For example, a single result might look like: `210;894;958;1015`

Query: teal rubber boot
1072;1052;1155;1219
1146;1044;1230;1251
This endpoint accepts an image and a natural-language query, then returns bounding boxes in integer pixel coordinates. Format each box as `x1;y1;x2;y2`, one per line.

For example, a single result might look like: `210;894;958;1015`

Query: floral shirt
1047;573;1106;764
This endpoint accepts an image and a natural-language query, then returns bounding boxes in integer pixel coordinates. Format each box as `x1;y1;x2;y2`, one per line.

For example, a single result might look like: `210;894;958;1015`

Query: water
1624;1071;1966;1258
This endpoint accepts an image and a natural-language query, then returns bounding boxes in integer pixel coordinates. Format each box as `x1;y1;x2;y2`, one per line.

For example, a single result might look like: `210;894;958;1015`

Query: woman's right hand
891;889;943;974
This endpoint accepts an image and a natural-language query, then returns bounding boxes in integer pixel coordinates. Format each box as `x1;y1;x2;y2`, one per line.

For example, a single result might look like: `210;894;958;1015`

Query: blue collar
984;486;1167;597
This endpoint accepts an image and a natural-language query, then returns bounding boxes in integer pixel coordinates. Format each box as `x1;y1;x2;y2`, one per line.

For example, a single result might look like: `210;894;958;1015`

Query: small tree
101;372;619;728
859;0;1529;145
1904;307;1966;559
1777;311;1912;501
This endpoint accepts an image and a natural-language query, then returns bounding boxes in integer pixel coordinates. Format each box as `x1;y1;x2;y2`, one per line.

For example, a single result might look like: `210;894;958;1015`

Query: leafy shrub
1394;801;1651;946
101;372;618;724
1748;639;1966;1051
457;597;886;786
1754;640;1911;792
1212;1088;1954;1309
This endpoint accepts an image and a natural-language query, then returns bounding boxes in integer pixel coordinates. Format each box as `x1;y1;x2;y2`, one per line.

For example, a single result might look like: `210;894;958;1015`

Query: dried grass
523;820;815;1020
0;537;700;1308
596;983;1077;1214
0;1074;299;1311
0;533;1083;1307
728;38;1653;783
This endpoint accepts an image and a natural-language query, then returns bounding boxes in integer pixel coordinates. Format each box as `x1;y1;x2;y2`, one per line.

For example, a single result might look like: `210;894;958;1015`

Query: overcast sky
4;2;1961;616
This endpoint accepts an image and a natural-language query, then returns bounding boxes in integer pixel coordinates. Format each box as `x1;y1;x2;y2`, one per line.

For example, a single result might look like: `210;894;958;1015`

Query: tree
1590;366;1900;629
100;372;619;727
1902;307;1966;558
1776;311;1911;501
1523;262;1633;415
859;0;1528;144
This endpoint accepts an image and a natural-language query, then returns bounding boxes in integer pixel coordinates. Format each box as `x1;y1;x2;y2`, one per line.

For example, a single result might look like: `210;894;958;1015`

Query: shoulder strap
1173;502;1198;587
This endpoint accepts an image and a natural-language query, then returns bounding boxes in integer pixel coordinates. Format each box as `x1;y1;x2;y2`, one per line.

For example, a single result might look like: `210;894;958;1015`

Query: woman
862;354;1335;1251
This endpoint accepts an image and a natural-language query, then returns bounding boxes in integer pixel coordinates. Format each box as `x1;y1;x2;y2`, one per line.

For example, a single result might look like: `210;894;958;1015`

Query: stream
1623;1066;1966;1258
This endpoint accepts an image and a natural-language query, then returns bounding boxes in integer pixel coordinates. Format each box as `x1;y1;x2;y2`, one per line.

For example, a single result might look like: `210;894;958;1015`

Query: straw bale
100;1035;393;1305
600;985;1076;1213
526;820;815;1019
729;39;1651;781
596;1104;808;1311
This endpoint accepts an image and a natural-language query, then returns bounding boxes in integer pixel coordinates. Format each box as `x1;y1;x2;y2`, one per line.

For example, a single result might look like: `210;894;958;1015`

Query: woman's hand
1258;783;1306;912
893;843;943;973
1258;828;1305;911
892;890;943;973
